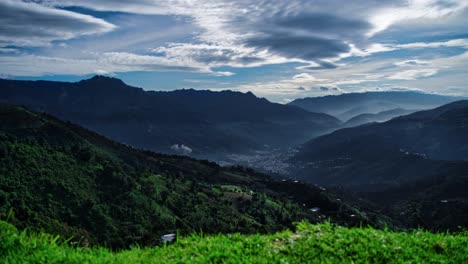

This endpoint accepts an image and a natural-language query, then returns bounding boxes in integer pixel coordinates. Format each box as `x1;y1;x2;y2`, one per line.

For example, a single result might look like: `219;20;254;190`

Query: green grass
1;221;467;263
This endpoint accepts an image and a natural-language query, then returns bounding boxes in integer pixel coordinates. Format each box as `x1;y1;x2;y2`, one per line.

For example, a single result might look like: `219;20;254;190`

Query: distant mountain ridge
289;91;461;121
289;100;468;230
344;108;417;128
294;100;468;172
0;76;341;158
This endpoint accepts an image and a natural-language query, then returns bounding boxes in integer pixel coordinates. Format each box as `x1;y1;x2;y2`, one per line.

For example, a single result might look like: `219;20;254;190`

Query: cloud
1;0;467;101
94;70;116;77
152;43;277;69
367;0;468;36
353;38;468;57
0;55;100;76
245;32;350;61
280;98;294;104
273;12;371;37
213;71;235;76
396;38;468;49
0;48;18;53
98;52;203;72
204;51;468;101
387;69;438;80
292;73;317;81
387;86;425;92
170;144;192;155
291;73;330;83
394;59;430;67
32;0;429;68
0;49;238;77
0;0;116;47
242;10;373;61
318;86;344;93
297;60;338;70
0;52;214;76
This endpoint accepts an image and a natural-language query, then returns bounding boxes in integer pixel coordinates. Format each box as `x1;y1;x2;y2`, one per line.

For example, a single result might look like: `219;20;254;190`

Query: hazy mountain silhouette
344;108;417;128
289;91;461;121
293;100;468;187
289;101;468;230
0;76;341;158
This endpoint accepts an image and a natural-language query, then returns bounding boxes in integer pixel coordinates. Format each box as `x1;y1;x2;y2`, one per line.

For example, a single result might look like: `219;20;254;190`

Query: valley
219;147;297;176
2;1;467;262
1;77;467;261
0;104;395;249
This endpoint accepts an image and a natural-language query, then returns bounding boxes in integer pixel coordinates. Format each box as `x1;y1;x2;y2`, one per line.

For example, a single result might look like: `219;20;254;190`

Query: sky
0;0;467;103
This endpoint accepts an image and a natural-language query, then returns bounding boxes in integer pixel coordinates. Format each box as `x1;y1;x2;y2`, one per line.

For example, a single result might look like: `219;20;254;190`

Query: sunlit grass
1;220;467;263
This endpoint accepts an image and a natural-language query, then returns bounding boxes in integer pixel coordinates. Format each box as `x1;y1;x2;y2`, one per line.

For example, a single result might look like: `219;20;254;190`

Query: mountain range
1;76;467;233
0;76;340;159
343;108;417;128
290;100;468;230
0;104;391;248
289;91;461;121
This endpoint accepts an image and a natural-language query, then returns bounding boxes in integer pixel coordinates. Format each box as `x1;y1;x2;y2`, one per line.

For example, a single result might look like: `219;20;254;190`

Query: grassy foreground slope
2;221;467;264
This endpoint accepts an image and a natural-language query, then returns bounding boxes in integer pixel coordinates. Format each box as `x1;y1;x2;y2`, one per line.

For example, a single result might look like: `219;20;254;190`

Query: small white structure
170;144;192;155
161;234;177;243
310;207;320;212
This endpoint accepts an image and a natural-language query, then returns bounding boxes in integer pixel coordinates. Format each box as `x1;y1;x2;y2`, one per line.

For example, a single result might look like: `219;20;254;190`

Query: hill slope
2;220;466;264
0;104;380;248
296;100;468;163
290;101;468;230
289;91;460;121
0;76;340;158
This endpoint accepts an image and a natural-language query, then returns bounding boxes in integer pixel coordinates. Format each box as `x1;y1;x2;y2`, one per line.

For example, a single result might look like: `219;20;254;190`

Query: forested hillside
0;76;340;159
0;104;382;248
291;101;468;231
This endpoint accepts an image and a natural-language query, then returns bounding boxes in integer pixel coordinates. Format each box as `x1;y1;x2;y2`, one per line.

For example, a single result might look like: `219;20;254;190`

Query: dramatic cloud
346;38;468;57
367;0;468;36
0;52;233;76
246;33;350;61
0;0;115;47
152;43;277;68
0;0;467;100
31;0;403;65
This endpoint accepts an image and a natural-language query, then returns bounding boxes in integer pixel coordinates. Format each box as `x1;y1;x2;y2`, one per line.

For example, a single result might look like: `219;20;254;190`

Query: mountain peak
80;75;126;86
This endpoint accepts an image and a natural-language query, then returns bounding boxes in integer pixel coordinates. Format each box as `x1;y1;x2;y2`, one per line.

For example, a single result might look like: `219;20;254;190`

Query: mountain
289;91;461;121
293;100;468;185
344;108;417;127
0;76;341;159
289;101;468;230
0;104;386;248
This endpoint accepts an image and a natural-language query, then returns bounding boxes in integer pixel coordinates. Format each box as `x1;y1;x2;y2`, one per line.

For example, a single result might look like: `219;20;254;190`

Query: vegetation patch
1;220;467;263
